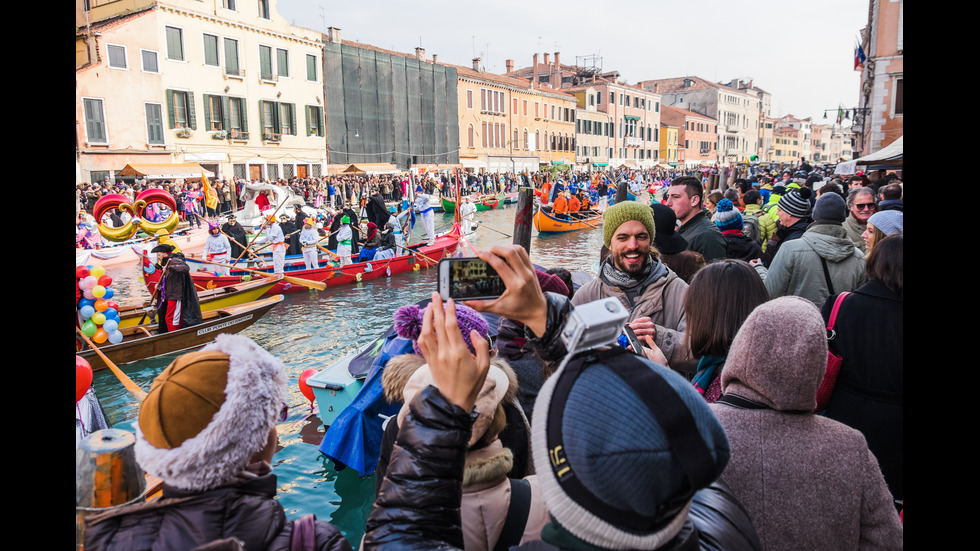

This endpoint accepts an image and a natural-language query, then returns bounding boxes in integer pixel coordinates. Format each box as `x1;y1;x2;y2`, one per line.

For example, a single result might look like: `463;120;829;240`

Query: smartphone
623;326;646;355
438;257;505;301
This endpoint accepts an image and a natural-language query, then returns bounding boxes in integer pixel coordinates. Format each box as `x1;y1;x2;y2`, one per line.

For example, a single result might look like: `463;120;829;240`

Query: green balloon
82;320;98;337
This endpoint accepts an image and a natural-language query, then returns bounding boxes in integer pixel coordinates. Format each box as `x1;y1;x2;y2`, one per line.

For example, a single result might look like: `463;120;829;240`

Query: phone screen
440;258;505;301
623;326;645;355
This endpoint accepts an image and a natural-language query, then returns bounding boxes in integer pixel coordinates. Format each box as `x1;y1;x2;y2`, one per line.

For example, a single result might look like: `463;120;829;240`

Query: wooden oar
231;200;289;266
476;221;512;238
76;328;148;401
187;258;327;291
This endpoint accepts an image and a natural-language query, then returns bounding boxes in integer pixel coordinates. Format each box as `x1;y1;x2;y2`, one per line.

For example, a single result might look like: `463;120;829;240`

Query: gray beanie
776;187;813;218
811;192;847;224
532;348;730;549
868;210;903;236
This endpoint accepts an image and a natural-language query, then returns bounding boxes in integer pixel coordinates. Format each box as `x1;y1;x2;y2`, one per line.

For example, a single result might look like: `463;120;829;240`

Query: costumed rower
203;222;232;275
150;243;202;333
255;215;287;274
385;206;405;248
336;215;353;266
299;217;321;270
459;195;477;234
220;214;247;259
412;185;436;244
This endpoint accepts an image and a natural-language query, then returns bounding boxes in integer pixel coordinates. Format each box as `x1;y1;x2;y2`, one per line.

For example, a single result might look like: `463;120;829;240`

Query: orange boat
533;206;602;233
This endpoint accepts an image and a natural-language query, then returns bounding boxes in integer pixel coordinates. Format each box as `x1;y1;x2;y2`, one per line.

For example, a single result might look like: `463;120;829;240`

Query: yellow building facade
659;125;679;166
454;60;577;173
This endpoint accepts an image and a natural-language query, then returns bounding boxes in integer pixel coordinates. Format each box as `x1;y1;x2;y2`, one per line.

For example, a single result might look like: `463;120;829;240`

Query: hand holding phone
438;257;506;301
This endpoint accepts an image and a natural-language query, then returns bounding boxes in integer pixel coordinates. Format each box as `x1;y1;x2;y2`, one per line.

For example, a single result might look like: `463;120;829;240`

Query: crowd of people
82;164;902;550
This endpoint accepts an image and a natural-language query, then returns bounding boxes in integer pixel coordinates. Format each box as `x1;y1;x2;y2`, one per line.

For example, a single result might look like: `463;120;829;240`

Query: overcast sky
277;0;869;125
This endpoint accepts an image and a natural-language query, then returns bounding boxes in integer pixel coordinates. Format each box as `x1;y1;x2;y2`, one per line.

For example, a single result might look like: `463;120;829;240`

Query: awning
337;163;400;175
851;135;903;166
115;163;214;180
592;162;610;167
624;115;640;121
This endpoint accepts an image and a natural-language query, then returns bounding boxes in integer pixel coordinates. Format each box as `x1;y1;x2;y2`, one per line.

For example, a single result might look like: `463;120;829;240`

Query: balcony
228;130;250;141
625;136;643;147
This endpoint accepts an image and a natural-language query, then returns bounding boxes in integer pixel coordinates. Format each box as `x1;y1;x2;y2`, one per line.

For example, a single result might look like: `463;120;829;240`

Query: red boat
141;225;462;296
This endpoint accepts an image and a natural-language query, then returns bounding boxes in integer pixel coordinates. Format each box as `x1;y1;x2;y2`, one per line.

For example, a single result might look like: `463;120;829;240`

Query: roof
636;76;757;98
661;104;717;121
449;63;577;101
115;163;214;179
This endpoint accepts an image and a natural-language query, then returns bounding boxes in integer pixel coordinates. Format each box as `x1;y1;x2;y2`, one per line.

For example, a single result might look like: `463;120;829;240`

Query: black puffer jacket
364;381;761;551
84;472;351;551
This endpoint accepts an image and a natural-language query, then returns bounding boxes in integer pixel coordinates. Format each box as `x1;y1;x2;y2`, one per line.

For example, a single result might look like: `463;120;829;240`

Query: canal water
90;202;611;547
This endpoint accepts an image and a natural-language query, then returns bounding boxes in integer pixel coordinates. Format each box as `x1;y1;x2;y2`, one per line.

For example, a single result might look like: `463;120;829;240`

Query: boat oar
391;243;440;266
76;327;148;402
476;221;512;238
187;258;327;291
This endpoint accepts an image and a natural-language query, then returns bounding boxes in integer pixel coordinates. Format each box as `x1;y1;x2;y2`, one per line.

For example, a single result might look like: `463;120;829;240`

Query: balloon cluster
77;265;124;345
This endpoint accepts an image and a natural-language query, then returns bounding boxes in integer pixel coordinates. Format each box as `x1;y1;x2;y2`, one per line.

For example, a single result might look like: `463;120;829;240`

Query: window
522;100;527;116
141;49;159;73
206;95;225;130
259;45;273;80
145;103;165;144
306;105;323;136
513;98;518;114
222;0;236;9
224;38;240;76
165;26;184;61
467;90;473;109
166;89;196;129
481;121;487;147
258;0;270;19
229;97;247;138
277;49;289;78
306;54;317;81
280;103;295;135
535;102;539;118
83;98;107;143
259;100;290;140
468;124;474;148
894;78;903;115
203;34;219;67
107;44;127;69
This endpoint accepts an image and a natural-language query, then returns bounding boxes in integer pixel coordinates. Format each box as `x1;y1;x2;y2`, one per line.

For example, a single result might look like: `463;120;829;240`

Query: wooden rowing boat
533;206;602;233
76;295;284;370
441;192;502;213
141;226;462;296
115;275;283;329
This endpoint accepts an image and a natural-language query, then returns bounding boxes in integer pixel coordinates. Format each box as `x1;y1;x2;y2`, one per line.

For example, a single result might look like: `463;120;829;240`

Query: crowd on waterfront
80;161;902;550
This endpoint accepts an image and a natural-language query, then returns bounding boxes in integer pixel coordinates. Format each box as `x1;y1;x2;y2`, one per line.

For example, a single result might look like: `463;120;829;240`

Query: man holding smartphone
571;201;696;374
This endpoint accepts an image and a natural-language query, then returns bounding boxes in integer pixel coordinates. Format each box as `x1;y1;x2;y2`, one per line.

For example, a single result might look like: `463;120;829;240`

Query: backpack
742;212;763;247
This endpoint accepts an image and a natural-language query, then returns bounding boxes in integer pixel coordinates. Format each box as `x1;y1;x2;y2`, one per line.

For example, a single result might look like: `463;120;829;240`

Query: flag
836;106;845;125
201;171;219;210
854;43;866;71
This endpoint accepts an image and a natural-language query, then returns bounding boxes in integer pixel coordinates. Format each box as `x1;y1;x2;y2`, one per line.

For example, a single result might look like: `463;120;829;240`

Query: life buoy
94;190;179;242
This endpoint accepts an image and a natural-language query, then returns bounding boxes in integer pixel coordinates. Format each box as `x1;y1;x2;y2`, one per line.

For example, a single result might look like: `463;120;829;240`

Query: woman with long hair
684;259;770;402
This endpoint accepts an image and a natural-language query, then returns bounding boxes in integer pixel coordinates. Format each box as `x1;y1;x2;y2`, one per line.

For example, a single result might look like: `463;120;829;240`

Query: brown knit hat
134;334;286;491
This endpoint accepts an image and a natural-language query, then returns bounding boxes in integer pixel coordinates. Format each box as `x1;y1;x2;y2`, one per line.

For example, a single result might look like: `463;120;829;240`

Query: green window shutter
203;94;212;130
166;90;176;128
273;101;282;133
258;100;266;135
241;100;248;132
187;92;197;130
304;105;310;135
221;96;231;131
288;104;296;135
318;107;324;137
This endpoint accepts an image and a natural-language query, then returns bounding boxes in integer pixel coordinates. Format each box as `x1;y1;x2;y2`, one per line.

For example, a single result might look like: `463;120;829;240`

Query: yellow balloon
92;285;106;298
91;266;106;278
92;312;107;325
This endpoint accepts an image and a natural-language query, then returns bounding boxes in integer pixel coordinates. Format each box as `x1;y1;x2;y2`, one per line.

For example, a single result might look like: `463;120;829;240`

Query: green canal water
89;202;611;547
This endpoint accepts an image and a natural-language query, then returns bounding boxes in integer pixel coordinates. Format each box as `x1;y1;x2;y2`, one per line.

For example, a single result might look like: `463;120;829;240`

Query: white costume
336;224;353;266
299;226;321;270
256;222;286;274
459;200;477;234
385;214;404;249
413;193;435;244
203;232;232;275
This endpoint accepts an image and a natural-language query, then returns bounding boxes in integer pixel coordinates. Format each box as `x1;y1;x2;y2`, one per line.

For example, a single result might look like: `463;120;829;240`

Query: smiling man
573;201;696;373
665;176;727;262
843;187;876;254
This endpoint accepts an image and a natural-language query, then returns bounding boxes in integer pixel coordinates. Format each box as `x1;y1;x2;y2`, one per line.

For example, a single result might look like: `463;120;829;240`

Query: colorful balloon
104;308;118;319
92;285;106;298
76;356;93;402
81;276;98;290
76;266;91;279
79;305;95;319
91;266;106;278
81;320;98;337
93;328;109;344
78;298;95;308
98;275;113;287
298;369;317;404
108;330;124;344
92;312;107;325
103;287;114;299
94;299;108;312
102;319;118;332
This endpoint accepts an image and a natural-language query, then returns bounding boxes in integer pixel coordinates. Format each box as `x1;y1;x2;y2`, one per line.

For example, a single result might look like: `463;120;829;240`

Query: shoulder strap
290;513;317;551
826;292;851;340
494;478;532;551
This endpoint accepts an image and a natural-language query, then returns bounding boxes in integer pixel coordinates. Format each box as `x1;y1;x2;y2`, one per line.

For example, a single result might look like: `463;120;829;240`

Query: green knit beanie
602;201;656;247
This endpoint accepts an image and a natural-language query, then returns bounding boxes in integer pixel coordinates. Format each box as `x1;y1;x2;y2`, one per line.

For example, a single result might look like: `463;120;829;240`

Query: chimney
543;53;550;66
415;47;426;61
654;83;659;93
472;57;481;71
532;53;539;89
505;59;514;73
326;26;342;43
432;54;438;64
554;52;560;67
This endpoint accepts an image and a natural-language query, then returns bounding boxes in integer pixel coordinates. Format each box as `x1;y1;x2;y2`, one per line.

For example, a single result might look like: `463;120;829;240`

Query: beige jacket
572;267;696;374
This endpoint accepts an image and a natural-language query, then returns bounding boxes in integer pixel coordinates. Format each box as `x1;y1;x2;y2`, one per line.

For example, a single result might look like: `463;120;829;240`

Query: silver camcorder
560;297;629;356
